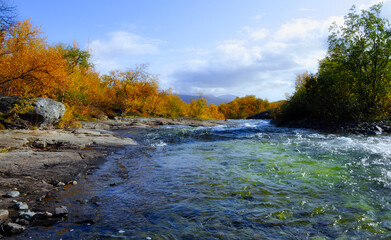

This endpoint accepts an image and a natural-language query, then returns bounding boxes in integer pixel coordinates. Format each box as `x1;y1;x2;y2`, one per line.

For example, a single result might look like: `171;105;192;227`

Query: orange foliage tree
101;65;159;116
0;20;67;98
219;95;271;119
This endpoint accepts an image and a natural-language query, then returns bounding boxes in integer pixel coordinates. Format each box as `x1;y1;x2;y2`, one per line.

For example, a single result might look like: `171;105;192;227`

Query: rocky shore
0;117;229;237
273;118;391;135
247;109;391;135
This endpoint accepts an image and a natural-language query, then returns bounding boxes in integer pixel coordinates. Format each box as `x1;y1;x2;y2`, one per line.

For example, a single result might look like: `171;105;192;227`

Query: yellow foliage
8;98;34;115
57;104;81;128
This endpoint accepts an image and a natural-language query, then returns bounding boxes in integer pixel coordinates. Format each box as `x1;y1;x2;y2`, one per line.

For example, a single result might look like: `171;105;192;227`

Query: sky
14;0;391;101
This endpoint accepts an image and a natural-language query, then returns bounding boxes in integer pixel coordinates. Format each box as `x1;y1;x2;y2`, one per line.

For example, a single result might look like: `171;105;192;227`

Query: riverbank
0;117;229;236
273;118;391;135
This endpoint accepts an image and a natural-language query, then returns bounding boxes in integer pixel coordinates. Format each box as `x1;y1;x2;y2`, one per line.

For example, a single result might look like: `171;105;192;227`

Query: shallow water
15;120;391;239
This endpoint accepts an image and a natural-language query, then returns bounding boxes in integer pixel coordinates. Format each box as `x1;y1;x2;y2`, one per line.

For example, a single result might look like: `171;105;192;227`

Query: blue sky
15;0;391;101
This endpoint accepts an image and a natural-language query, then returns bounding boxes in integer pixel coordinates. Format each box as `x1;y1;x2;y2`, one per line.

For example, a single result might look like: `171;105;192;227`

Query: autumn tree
218;95;271;119
102;65;159;116
0;20;67;98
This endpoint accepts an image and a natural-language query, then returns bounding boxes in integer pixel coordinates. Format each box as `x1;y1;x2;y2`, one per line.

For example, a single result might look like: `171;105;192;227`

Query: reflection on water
14;120;391;239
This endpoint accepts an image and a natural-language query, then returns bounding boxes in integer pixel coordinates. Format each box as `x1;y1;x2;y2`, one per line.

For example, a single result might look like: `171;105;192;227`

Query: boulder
0;96;65;129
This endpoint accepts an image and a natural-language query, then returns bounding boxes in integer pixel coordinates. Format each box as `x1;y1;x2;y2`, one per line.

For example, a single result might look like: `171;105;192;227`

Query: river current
15;120;391;239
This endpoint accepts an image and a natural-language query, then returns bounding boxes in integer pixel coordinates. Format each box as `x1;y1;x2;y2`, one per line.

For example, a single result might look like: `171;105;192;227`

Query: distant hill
178;94;237;105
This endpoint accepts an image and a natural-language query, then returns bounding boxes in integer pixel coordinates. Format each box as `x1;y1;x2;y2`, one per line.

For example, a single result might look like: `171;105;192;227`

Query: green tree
277;3;391;123
323;3;391;120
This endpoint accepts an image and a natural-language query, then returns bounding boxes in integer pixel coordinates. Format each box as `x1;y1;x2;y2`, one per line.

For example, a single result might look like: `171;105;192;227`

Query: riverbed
14;120;391;239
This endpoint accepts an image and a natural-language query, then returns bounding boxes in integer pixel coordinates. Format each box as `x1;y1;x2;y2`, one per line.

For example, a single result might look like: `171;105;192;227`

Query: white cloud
89;31;160;72
215;40;262;66
241;27;269;41
357;0;390;10
274;18;321;40
168;15;347;100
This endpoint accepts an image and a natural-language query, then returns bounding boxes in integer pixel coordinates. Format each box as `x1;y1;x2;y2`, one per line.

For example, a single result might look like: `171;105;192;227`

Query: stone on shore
19;210;36;221
0;96;65;129
3;191;20;198
0;210;8;222
1;222;25;235
13;202;28;210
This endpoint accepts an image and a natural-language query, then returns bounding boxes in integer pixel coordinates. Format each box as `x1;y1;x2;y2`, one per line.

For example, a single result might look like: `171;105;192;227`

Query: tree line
276;3;391;124
0;2;277;127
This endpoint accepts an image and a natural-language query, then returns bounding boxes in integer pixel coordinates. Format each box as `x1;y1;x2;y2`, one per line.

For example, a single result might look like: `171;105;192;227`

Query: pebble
57;182;65;187
0;209;9;221
44;211;53;218
4;191;20;198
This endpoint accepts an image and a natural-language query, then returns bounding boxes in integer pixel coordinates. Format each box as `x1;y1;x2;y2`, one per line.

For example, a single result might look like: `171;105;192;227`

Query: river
14;120;391;239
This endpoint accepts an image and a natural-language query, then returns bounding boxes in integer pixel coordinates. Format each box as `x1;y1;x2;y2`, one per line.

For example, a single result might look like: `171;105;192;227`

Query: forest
0;2;277;128
275;3;391;124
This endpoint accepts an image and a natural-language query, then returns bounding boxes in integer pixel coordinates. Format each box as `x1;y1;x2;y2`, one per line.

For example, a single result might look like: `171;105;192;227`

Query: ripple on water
14;120;391;239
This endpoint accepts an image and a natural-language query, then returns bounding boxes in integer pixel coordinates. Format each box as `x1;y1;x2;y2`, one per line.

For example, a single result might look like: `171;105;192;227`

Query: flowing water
14;120;391;239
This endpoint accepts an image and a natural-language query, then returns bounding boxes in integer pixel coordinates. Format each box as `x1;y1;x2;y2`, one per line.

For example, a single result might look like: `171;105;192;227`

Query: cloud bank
168;15;344;100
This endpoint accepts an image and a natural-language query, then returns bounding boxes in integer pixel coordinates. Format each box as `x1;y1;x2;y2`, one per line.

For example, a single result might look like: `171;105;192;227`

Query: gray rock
3;191;20;198
28;98;65;128
54;206;68;217
0;96;65;129
0;210;8;221
19;210;36;220
1;222;25;234
13;202;28;210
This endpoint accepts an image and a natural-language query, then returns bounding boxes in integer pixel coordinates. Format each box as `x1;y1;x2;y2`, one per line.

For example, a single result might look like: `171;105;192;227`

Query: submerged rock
90;196;102;206
54;206;68;217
